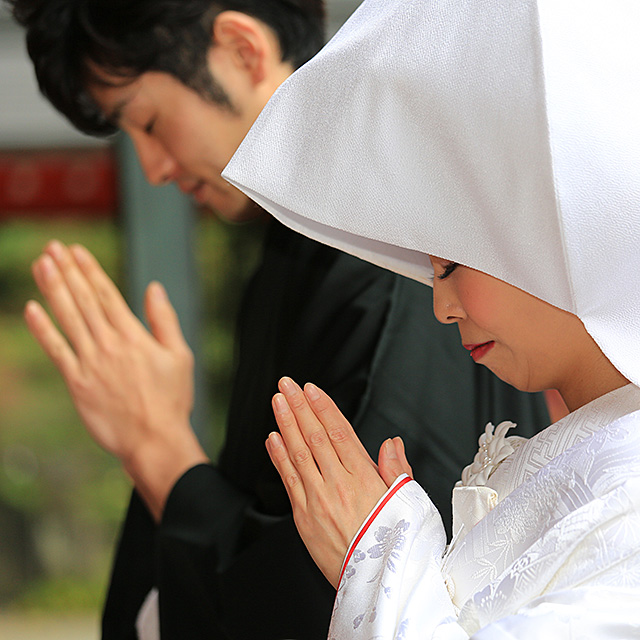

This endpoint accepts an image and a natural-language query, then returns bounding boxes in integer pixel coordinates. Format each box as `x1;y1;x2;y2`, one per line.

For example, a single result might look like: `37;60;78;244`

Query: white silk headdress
223;0;640;385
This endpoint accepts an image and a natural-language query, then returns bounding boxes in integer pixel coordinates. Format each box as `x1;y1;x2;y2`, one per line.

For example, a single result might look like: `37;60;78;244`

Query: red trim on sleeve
337;475;413;586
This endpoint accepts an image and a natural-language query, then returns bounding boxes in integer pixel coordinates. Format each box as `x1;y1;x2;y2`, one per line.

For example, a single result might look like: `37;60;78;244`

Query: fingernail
70;244;88;264
273;393;288;414
47;240;64;260
384;439;398;459
279;377;297;395
39;255;55;278
393;436;406;456
304;383;320;401
152;281;167;300
268;432;282;448
24;300;40;318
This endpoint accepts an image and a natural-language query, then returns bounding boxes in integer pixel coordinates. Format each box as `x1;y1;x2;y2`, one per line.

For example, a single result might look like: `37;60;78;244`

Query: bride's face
428;256;593;394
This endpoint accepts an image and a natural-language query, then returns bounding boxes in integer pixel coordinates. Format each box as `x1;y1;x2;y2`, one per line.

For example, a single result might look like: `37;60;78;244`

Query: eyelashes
437;262;459;280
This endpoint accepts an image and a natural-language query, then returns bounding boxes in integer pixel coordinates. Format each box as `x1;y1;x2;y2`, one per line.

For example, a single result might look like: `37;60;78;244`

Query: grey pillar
116;135;209;445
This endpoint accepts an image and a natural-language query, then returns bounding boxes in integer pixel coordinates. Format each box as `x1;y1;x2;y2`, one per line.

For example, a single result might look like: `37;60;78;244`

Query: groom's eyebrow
105;97;130;127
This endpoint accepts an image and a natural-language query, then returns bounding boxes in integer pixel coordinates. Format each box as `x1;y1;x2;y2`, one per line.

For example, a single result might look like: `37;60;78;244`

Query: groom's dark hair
8;0;325;135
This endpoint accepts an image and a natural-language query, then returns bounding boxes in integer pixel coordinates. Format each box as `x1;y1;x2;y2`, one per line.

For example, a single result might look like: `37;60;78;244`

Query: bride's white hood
223;0;640;386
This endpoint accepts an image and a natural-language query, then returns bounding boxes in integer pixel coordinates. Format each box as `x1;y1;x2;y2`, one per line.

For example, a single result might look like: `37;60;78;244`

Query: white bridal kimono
331;384;640;639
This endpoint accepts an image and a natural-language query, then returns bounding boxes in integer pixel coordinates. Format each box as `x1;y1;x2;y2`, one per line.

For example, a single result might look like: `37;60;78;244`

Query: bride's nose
432;280;465;325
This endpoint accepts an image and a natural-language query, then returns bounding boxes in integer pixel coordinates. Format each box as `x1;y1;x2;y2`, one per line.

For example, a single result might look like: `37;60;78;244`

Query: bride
223;0;640;636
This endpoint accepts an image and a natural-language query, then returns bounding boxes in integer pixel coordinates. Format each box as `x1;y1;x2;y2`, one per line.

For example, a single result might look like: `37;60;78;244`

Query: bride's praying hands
266;377;412;588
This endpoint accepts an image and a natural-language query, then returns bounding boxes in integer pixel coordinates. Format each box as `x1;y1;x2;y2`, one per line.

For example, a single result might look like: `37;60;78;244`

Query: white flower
457;421;526;487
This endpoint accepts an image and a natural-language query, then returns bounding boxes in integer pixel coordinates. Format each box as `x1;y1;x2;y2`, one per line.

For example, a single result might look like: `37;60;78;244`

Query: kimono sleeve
329;476;467;640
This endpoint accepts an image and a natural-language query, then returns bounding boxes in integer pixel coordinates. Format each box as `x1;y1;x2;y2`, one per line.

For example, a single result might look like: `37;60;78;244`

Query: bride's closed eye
437;262;459;280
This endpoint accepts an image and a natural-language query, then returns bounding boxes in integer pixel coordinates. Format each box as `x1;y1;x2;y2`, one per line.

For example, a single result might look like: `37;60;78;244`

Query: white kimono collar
452;383;640;541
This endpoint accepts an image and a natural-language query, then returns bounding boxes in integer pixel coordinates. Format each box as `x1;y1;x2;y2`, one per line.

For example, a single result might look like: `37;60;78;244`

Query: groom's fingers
32;253;96;358
24;299;80;382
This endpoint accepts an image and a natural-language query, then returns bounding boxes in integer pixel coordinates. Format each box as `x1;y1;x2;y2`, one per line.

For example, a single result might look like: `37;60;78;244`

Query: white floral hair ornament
224;0;640;386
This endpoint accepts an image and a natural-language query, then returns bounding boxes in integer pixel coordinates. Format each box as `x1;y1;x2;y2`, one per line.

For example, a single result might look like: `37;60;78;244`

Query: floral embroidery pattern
343;548;367;583
493;470;562;544
353;549;366;563
395;618;409;640
367;519;410;575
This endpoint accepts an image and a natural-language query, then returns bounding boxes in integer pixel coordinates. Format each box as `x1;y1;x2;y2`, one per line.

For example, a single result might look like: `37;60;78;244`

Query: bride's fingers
278;378;346;475
378;437;413;487
266;430;307;508
303;383;377;473
393;436;413;477
271;392;324;488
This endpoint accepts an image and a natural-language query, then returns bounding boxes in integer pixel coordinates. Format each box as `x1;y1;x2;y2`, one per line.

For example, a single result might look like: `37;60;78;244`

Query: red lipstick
463;341;495;362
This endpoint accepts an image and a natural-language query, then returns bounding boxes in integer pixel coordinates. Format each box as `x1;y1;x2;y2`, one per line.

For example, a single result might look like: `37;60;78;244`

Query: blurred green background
0;212;261;615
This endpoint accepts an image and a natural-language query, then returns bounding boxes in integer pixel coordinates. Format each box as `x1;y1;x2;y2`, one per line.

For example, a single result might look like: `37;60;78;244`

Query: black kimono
102;220;548;639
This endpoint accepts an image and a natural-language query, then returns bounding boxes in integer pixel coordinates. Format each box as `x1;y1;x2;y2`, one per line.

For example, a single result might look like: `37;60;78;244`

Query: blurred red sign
0;148;118;217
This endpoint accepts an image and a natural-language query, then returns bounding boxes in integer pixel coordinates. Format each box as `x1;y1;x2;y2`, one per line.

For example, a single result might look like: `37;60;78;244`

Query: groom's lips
463;341;495;362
